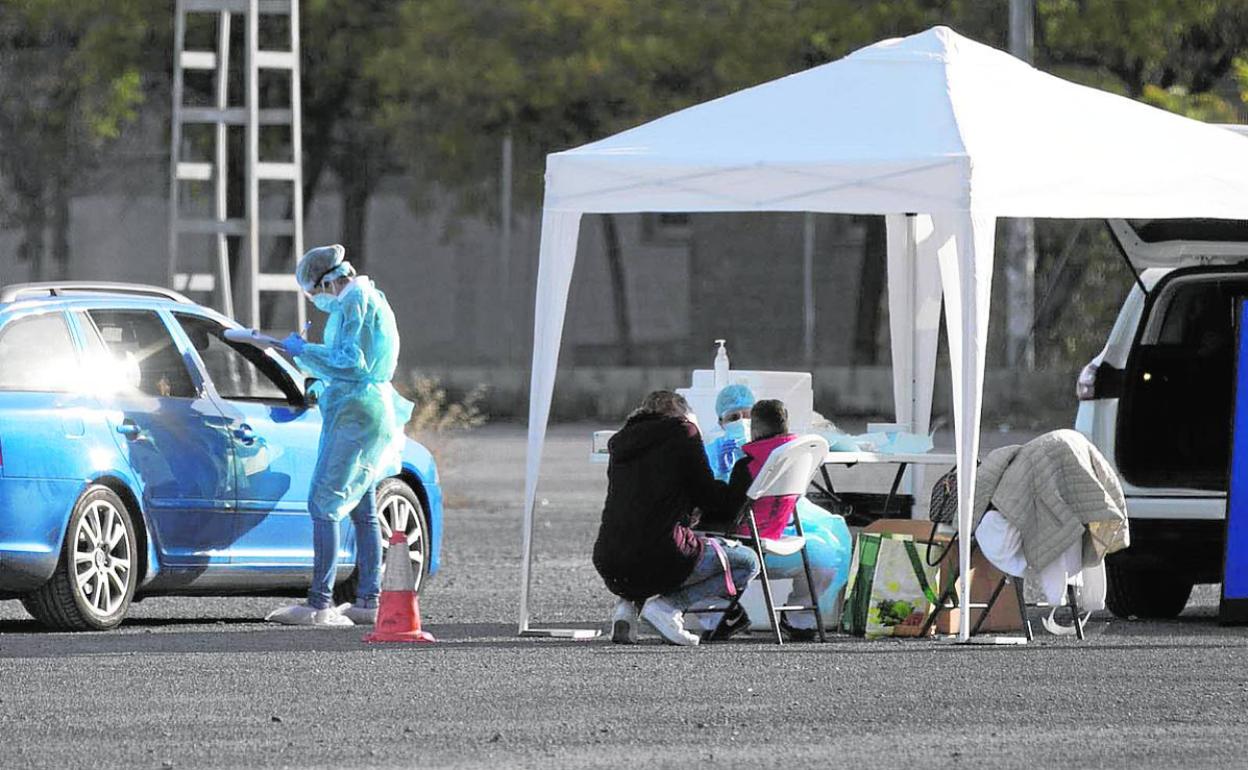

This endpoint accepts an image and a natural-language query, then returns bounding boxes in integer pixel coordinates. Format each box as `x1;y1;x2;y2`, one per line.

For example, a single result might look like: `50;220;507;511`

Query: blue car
0;282;442;630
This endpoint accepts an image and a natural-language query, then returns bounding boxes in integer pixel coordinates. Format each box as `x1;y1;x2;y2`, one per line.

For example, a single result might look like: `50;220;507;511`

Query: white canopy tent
519;25;1248;641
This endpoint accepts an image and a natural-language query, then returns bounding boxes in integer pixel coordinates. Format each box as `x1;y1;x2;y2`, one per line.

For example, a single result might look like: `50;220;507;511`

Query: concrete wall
415;364;1079;430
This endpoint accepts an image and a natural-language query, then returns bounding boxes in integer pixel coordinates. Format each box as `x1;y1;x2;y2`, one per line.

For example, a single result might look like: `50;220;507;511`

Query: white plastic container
681;370;814;433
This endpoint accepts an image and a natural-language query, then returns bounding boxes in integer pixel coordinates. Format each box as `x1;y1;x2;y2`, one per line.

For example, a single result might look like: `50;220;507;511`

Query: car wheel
333;478;429;605
21;486;138;631
1104;556;1193;619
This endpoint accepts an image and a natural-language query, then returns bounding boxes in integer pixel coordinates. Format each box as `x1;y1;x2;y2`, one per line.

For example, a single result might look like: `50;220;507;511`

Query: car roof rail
0;282;195;305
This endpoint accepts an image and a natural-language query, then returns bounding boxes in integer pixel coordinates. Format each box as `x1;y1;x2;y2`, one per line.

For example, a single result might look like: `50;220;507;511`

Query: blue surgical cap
295;244;352;292
715;383;755;418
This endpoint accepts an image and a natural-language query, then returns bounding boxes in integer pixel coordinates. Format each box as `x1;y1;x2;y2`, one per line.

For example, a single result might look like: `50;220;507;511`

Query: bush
404;376;488;436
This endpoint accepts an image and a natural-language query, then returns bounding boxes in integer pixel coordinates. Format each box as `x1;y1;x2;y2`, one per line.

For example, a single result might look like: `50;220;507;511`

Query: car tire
333;478;429;605
1104;556;1193;619
21;486;138;631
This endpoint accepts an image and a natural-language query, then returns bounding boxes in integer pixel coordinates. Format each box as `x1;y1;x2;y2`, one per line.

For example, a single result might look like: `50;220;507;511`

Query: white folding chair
737;434;830;645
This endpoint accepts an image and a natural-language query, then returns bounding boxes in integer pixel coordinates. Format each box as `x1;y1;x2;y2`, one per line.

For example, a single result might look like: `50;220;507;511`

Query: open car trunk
1116;269;1248;490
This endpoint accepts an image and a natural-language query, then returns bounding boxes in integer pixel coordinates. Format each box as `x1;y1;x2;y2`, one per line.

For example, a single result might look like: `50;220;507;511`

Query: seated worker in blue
705;383;754;481
701;386;851;641
594;390;758;646
265;244;411;627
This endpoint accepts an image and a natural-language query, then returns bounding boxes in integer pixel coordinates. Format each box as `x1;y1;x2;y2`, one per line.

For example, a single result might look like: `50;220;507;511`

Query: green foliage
1038;0;1248;96
874;598;916;626
1141;84;1239;122
368;0;1000;217
1031;220;1132;371
0;0;162;148
0;0;166;276
6;0;1248;380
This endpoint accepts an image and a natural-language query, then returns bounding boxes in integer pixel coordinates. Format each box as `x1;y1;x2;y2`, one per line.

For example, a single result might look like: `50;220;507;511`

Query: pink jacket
737;434;799;540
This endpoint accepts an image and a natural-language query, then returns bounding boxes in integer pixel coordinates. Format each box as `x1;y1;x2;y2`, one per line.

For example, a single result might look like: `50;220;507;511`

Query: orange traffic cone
363;529;435;643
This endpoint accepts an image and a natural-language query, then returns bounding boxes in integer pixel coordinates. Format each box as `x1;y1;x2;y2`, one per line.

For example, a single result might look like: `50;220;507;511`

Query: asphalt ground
3;423;1248;769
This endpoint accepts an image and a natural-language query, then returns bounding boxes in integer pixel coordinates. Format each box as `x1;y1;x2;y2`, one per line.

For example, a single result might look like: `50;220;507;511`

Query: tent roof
545;26;1248;219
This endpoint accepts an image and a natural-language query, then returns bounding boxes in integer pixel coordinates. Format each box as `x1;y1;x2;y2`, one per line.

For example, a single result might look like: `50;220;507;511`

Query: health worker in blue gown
265;244;411;627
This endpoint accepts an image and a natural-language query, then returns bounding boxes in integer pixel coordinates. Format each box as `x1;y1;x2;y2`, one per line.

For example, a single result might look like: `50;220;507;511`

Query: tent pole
518;209;598;639
803;213;816;368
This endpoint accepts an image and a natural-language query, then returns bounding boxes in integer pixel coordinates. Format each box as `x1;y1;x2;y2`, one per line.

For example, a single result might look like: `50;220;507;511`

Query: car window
174;313;299;403
85;309;197;399
1153;280;1237;348
0;313;78;392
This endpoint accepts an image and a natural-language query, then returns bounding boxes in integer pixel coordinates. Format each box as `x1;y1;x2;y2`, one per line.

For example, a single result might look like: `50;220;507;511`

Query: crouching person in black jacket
593;390;758;646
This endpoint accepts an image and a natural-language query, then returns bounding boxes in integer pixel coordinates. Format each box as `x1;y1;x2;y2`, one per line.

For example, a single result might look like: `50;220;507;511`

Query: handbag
929;465;959;524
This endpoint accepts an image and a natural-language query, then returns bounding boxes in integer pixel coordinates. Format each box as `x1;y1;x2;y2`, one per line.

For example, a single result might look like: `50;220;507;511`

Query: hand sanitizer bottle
713;339;730;390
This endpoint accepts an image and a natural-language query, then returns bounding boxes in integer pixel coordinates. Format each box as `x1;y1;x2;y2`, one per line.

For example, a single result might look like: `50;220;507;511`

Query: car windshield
175;314;299;403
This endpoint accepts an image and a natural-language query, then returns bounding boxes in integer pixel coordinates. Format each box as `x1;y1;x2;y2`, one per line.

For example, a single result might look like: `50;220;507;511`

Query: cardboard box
861;519;1021;635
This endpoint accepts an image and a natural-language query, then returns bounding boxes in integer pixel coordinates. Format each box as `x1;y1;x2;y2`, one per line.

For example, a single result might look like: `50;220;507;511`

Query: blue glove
716;438;739;475
281;332;306;357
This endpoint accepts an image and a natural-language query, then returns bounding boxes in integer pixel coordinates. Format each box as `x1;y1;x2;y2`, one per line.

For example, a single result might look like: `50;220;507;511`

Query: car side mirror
303;377;321;406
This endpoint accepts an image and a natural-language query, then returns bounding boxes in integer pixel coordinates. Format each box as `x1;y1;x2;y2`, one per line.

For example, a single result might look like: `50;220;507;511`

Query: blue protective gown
703;433;852;617
294;277;413;522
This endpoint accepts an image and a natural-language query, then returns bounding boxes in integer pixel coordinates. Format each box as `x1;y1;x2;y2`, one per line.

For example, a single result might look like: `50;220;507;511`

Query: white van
1075;218;1248;618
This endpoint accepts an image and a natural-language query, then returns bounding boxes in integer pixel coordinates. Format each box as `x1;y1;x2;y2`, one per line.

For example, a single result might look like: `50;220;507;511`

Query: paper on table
820;430;866;452
882;432;934;454
223;328;284;350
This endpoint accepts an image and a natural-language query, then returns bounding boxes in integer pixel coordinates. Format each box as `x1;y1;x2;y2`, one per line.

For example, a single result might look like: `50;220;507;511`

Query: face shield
296;245;352;298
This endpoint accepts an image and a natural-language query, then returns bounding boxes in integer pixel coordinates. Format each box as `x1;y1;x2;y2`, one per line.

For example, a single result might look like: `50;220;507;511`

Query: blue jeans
663;537;759;610
308;485;382;610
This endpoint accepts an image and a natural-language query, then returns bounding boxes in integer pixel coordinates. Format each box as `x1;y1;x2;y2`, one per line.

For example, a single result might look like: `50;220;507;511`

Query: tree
1026;2;1248;369
1038;0;1248;97
296;0;403;275
367;0;700;363
0;1;166;282
366;1;1003;363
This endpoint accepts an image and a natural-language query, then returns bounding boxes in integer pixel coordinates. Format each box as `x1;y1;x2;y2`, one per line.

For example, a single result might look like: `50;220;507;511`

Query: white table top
591;448;957;466
823;451;956;466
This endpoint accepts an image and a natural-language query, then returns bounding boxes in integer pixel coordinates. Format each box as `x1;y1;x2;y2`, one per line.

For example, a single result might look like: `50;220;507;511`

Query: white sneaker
640;596;700;647
610;598;640;644
264;602;354;627
339;603;377;626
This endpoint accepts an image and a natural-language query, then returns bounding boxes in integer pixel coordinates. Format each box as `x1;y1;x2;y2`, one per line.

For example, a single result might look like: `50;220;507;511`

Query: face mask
723;419;750;444
311;293;339;313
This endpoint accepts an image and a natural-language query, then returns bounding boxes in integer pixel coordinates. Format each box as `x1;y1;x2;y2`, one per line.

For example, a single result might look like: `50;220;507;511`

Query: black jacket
592;413;748;601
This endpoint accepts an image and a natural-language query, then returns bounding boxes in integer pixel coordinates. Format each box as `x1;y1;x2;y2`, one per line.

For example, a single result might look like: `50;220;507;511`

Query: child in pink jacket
716;399;850;641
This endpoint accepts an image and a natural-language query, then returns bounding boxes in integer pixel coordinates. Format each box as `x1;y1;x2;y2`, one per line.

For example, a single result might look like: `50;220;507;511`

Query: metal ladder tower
169;0;305;330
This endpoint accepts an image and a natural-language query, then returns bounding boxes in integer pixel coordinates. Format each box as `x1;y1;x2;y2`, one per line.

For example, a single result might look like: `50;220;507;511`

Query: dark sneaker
610;598;639;644
779;614;819;642
703;605;751;642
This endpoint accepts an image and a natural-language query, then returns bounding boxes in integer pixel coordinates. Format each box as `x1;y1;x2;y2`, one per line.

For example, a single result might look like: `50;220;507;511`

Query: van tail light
1076;361;1099;401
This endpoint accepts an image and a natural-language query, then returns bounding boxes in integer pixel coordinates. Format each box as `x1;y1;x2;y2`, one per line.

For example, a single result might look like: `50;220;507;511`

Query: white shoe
264;602;354;627
610;598;640;644
640;596;700;647
339;603;377;626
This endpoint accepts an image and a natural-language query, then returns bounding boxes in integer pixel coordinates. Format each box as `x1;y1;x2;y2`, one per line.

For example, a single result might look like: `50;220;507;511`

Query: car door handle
232;424;255;445
116;420;145;441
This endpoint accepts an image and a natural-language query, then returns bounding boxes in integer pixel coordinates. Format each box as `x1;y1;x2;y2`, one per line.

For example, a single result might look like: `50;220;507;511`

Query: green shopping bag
842;532;939;638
